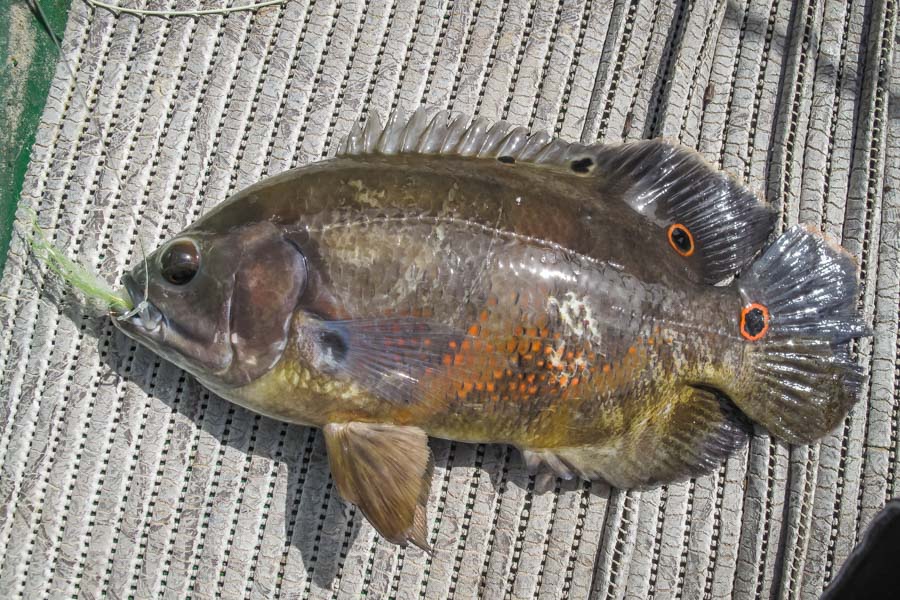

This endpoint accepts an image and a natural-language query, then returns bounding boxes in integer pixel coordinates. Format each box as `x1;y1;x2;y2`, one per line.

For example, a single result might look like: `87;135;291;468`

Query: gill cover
225;222;307;386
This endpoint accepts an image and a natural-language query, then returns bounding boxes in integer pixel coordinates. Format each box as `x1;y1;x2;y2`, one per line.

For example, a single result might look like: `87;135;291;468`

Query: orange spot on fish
468;325;480;336
558;375;570;387
506;340;517;353
493;370;503;379
423;338;432;347
628;346;637;355
454;354;464;366
479;311;489;322
531;341;542;352
603;364;611;373
544;346;553;355
566;351;575;359
527;386;538;395
461;340;471;351
449;341;457;349
486;382;495;393
571;377;580;387
463;381;474;393
515;326;524;336
526;327;537;338
442;355;452;366
526;374;536;384
518;383;527;393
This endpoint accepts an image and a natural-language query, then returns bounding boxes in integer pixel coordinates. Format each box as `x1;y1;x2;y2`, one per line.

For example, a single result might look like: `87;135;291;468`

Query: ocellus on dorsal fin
338;107;777;284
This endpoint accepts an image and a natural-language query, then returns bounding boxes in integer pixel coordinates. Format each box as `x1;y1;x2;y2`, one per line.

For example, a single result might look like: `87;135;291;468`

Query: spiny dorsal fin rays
337;107;591;167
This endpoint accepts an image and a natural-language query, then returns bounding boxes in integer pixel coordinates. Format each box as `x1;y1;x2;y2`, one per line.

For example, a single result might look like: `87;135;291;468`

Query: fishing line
84;0;285;17
115;236;150;321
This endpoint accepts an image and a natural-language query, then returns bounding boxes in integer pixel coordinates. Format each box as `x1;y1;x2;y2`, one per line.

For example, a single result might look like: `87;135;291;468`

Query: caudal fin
733;225;870;443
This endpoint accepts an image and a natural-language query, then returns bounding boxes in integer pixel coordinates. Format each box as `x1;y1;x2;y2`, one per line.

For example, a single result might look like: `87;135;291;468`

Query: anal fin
522;387;751;489
323;422;433;551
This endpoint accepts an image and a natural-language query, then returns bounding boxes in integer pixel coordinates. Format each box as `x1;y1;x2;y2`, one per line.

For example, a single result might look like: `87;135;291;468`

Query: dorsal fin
337;108;776;283
337;107;590;164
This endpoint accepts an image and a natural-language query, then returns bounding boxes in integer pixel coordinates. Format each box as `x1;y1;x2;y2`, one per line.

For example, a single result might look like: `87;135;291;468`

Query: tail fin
734;225;870;443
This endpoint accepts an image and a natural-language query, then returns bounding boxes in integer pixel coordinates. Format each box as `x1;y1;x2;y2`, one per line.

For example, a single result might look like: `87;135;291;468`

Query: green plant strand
25;211;132;311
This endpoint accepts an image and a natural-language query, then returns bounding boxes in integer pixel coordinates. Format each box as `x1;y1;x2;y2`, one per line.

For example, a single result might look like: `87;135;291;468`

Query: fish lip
115;274;165;335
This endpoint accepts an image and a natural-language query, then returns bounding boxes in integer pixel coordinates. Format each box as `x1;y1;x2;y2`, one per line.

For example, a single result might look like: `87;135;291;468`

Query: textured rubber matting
0;0;897;597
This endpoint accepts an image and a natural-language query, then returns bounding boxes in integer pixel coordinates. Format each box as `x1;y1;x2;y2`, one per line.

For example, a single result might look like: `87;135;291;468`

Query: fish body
218;156;738;453
114;110;868;549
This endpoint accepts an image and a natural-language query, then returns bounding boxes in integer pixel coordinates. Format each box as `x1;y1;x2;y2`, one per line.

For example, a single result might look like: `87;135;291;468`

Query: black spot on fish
498;156;515;164
667;223;695;256
320;330;349;362
671;228;691;252
743;308;766;337
571;157;594;174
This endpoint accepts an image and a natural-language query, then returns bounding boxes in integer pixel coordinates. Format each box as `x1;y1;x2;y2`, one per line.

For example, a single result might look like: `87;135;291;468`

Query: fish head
113;221;307;389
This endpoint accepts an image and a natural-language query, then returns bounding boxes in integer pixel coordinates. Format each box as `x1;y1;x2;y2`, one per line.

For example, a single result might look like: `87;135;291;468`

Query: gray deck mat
0;0;897;597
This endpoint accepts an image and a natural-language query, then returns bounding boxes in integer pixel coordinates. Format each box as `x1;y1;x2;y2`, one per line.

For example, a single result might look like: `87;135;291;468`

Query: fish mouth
115;274;165;334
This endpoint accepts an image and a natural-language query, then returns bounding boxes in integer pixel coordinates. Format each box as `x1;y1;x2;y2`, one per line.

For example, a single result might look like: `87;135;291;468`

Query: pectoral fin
323;422;433;551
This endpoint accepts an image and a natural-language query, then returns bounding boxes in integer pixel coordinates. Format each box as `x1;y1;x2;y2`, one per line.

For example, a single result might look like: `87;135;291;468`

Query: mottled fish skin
113;111;868;545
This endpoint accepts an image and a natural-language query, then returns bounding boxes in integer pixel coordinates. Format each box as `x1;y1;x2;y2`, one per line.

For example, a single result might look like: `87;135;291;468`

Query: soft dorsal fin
589;141;776;283
338;108;776;283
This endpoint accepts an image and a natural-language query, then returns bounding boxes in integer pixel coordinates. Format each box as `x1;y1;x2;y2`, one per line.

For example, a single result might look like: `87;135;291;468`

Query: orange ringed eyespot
667;223;695;256
740;303;770;341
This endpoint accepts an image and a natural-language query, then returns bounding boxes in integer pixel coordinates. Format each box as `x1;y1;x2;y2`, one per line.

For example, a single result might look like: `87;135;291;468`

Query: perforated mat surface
0;0;897;597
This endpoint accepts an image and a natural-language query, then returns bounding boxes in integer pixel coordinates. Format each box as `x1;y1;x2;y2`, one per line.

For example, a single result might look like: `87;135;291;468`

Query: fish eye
160;239;200;286
740;303;769;341
667;223;695;257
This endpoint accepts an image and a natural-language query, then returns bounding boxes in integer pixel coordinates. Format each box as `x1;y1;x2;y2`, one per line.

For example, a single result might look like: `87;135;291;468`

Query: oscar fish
112;109;869;550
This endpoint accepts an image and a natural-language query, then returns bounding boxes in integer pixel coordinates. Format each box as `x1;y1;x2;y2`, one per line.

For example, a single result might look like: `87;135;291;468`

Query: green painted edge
0;0;72;280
